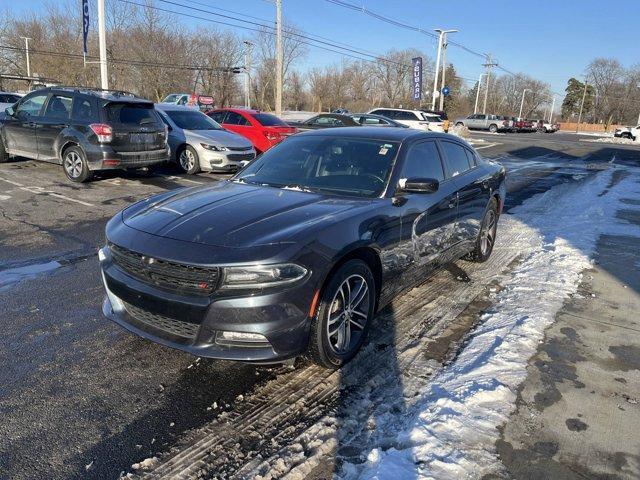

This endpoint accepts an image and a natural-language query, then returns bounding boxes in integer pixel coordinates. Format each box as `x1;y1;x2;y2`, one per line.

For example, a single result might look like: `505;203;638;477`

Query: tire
0;137;9;163
466;198;498;263
488;124;498;133
621;133;631;139
178;145;200;174
62;146;93;183
307;259;376;369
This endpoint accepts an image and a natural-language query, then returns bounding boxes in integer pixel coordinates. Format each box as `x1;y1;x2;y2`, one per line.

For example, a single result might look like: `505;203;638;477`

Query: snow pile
348;167;640;479
582;136;638;145
448;124;470;138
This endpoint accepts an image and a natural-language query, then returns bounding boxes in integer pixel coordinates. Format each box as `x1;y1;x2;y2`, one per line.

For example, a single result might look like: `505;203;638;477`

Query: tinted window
207;110;227;123
224;111;249;126
476;115;486;120
401;142;444;181
441;141;472;177
164;110;222;130
253;113;287;126
44;94;72;119
0;94;20;103
394;111;419;121
237;136;399;198
362;116;387;125
105;103;158;126
16;93;48;117
312;116;344;126
464;148;478;167
72;98;97;121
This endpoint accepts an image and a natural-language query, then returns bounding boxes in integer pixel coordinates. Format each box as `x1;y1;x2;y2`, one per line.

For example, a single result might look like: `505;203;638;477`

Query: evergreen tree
561;78;595;120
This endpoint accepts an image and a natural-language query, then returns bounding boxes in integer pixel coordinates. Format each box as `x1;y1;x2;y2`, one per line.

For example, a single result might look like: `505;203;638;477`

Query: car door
36;93;73;161
440;140;491;246
396;140;458;270
2;91;48;158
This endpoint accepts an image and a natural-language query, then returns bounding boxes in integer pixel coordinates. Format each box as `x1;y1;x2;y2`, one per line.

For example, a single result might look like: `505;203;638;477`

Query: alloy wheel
64;151;83;179
480;209;497;256
179;149;196;171
326;274;370;355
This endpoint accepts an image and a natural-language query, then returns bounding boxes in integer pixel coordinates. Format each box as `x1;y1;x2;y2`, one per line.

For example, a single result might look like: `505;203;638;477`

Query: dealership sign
82;0;89;56
412;57;422;100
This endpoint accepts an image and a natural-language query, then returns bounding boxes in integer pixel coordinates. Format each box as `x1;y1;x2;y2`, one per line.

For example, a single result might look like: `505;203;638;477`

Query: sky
5;0;638;103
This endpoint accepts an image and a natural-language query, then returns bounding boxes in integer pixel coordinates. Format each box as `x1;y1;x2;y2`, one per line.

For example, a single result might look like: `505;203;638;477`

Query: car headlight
201;143;227;151
221;263;308;289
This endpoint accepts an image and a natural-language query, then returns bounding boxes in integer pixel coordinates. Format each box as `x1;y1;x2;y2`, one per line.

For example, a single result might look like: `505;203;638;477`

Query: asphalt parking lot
1;132;639;479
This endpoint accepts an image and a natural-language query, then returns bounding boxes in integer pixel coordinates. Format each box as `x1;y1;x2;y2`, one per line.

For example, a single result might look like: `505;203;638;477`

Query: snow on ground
254;164;640;480
563;131;614;137
581;136;639;145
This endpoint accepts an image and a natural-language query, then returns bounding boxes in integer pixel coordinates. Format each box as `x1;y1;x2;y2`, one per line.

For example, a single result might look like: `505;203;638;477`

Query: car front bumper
99;246;315;363
195;146;256;172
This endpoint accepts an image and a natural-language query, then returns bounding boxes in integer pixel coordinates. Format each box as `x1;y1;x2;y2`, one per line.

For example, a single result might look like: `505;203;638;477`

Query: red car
205;108;297;154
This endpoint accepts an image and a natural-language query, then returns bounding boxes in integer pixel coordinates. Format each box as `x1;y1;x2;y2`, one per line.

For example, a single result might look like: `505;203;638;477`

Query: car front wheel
307;259;376;369
178;145;201;174
62;146;93;183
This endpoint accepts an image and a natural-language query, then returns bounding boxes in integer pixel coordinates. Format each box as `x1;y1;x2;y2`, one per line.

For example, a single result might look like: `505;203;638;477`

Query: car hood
122;181;372;247
185;129;253;149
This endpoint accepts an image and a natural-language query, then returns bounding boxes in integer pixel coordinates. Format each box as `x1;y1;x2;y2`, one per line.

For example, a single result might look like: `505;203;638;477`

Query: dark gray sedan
99;128;506;368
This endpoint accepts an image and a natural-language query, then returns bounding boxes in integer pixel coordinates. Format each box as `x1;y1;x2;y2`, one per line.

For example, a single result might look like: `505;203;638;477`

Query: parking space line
475;142;501;150
0;177;95;207
0;177;24;187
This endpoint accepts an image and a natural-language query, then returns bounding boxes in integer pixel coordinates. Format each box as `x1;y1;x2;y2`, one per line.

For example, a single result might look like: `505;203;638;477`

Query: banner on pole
412;57;422;100
82;0;90;56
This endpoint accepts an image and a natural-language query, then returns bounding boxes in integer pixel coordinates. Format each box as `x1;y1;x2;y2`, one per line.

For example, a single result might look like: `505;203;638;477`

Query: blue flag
82;0;89;55
412;57;422;100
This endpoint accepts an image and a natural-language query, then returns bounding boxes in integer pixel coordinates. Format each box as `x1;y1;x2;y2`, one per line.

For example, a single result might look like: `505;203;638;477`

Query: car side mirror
398;177;439;194
5;106;15;117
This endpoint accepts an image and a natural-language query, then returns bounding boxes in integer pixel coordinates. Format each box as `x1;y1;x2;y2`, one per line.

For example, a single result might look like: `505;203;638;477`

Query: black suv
0;87;169;182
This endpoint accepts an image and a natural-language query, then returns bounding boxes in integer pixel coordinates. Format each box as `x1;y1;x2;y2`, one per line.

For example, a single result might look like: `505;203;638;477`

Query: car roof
370;107;420;113
296;126;454;142
35;86;148;103
155;103;199;111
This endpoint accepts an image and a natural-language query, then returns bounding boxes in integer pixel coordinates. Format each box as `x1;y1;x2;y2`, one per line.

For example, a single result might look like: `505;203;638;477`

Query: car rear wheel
62;146;93;183
178;145;200;174
307;259;376;369
489;124;498;133
466;198;498;263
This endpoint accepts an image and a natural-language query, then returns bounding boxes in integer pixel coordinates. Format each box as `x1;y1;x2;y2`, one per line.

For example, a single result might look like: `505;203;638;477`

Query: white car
0;92;23;114
630;125;640;142
367;108;444;132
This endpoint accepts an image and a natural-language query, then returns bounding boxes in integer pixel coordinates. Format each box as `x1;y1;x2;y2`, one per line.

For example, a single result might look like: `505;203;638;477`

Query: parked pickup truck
512;118;534;132
454;114;509;133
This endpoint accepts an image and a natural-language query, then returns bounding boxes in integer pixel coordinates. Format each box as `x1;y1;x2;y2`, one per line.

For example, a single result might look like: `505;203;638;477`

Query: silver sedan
156;104;255;174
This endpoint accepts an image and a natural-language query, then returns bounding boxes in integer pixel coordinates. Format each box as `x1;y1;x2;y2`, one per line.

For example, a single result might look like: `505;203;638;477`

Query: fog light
102;159;121;167
215;331;269;346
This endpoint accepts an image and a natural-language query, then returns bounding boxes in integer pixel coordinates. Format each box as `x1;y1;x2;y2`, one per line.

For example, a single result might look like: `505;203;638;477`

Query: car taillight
503;121;508;126
90;123;113;143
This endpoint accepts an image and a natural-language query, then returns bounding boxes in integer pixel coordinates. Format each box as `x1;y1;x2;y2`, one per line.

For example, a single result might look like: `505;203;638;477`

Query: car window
16;93;48;117
44;94;73;119
312;116;343;125
441;141;472;177
422;114;442;122
464;148;478;167
72;98;97;122
224;111;250;126
164;109;222;130
476;115;486;120
207;110;227;123
363;116;387;125
401;141;445;181
253;113;287;126
237;136;400;198
105;102;159;126
394;111;419;121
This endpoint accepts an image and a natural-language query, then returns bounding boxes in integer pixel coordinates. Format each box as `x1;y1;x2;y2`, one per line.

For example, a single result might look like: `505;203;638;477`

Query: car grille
109;243;220;294
227;153;255;161
123;301;200;339
226;145;253;152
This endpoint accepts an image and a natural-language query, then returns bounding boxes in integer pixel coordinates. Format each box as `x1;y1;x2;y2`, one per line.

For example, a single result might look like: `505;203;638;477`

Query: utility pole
275;0;283;116
518;89;529;119
482;54;497;114
576;79;588;133
97;0;109;89
549;95;556;123
243;41;253;109
474;73;487;114
20;37;31;77
431;31;444;111
438;30;457;111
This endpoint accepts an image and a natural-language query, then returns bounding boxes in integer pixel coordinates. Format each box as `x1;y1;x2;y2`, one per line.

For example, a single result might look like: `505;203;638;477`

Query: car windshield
164;110;222;130
253;113;288;126
161;94;181;103
422;113;442;122
235;135;400;197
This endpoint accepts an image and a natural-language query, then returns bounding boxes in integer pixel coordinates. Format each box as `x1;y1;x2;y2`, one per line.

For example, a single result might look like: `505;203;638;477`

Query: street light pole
518;88;529;119
576;79;588;133
97;0;109;89
549;95;556;123
275;0;283;116
474;73;486;114
432;28;457;111
438;30;457;111
20;37;31;77
243;41;253;109
482;54;497;114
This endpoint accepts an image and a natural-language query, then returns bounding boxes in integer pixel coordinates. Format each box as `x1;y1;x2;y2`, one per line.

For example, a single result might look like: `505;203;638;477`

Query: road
0;132;638;479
